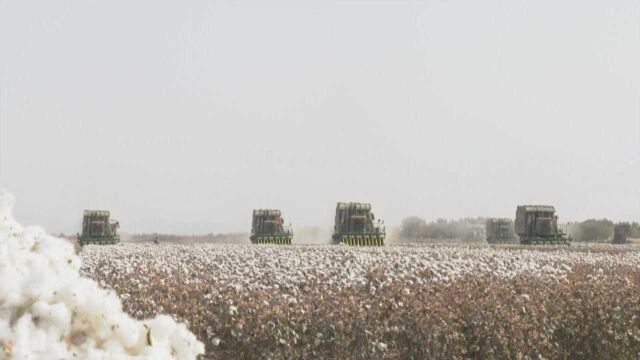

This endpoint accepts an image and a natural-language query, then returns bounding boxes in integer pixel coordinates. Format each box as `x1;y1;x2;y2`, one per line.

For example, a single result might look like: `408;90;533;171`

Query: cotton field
80;243;640;359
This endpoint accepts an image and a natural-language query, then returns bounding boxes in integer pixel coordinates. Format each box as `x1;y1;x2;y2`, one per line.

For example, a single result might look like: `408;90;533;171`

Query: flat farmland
80;243;640;359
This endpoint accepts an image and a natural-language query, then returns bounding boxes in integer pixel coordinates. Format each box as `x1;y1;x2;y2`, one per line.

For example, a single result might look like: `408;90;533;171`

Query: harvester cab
613;223;631;244
77;210;120;247
250;209;293;245
515;205;571;245
332;202;385;246
485;218;516;244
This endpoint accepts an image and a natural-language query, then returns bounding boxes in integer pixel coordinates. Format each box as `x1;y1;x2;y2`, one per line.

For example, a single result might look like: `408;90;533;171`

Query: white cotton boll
375;342;388;352
0;191;21;234
113;317;142;349
0;317;11;341
31;301;71;331
49;302;72;330
12;315;59;357
169;324;206;360
18;227;40;252
0;266;21;305
147;315;176;342
0;189;204;360
143;316;205;360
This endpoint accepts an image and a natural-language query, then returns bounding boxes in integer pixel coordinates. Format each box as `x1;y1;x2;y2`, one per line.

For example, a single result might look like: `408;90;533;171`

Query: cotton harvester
613;223;631;244
485;218;517;244
332;202;385;246
77;210;120;246
515;205;571;245
250;209;293;245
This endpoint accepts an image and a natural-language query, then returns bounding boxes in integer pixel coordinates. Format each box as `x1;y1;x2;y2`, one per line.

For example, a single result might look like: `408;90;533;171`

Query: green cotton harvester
613;223;631;244
515;205;571;245
485;218;517;244
77;210;120;246
332;202;385;246
250;209;293;245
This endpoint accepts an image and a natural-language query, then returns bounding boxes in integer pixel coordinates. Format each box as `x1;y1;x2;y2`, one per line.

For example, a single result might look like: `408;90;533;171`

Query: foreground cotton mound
0;190;204;360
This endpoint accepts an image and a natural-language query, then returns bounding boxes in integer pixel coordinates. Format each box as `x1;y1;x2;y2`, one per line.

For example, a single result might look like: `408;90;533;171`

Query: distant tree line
569;220;640;242
399;217;486;242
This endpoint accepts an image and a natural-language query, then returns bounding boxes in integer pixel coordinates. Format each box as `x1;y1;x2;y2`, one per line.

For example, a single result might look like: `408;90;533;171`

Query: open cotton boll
0;189;204;359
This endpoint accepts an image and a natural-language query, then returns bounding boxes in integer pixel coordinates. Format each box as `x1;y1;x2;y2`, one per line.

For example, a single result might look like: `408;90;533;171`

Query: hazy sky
1;1;638;234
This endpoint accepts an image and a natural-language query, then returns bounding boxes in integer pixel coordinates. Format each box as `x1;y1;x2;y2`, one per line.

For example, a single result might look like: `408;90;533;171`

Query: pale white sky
0;1;638;234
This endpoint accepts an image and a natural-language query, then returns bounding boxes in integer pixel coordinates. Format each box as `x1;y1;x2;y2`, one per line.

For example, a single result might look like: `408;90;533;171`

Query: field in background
80;243;640;359
122;232;249;244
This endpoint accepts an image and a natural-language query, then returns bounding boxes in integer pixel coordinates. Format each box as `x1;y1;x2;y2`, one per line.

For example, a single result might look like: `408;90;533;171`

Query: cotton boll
167;324;206;360
0;266;21;306
112;317;143;349
0;189;204;360
147;315;178;342
0;190;21;233
32;301;70;331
